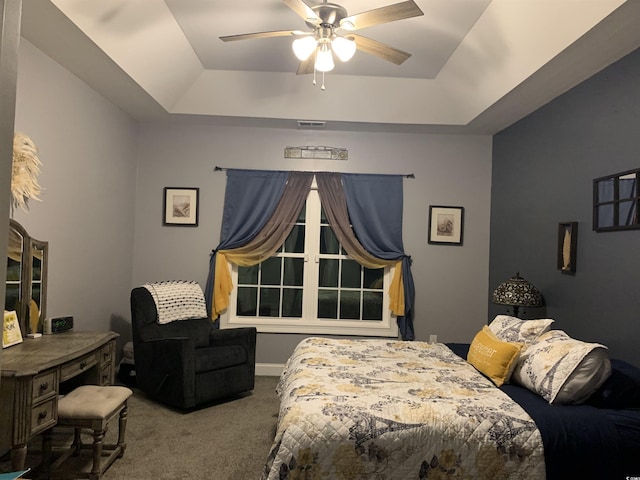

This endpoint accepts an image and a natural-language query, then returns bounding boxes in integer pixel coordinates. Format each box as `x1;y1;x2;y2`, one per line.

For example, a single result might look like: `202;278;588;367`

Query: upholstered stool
44;385;133;480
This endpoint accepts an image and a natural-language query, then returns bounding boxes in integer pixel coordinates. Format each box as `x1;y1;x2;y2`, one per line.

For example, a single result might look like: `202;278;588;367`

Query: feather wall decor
11;132;42;212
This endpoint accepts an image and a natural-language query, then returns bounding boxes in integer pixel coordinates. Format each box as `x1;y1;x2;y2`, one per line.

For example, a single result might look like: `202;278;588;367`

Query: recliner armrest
209;327;256;348
134;337;197;400
209;327;257;367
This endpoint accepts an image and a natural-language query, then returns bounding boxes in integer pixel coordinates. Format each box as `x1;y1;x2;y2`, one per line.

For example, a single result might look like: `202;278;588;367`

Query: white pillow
488;315;554;345
143;281;208;324
512;330;612;405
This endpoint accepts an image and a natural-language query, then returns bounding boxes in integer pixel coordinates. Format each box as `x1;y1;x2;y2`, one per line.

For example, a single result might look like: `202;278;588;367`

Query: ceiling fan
219;0;424;89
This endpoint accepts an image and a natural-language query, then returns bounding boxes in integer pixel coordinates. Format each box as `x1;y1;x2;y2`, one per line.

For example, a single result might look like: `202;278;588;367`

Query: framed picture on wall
163;187;199;226
428;205;464;245
557;222;578;274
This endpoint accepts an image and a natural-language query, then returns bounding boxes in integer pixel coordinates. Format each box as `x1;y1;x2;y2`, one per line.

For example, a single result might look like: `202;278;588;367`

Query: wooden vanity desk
0;331;118;470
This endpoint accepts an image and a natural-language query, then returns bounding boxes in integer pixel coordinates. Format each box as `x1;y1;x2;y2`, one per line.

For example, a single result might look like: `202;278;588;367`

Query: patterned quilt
262;337;545;480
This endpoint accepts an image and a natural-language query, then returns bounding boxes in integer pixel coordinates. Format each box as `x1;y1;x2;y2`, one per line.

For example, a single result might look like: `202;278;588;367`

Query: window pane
320;226;340;254
619;176;637;200
340;291;361;319
259;288;280;317
597;178;615;203
318;289;337;318
363;267;384;290
7;258;20;281
619;200;637;226
237;287;257;316
284;225;305;253
319;259;339;287
238;265;258;285
341;260;361;288
5;284;19;311
297;204;306;223
282;288;302;317
362;292;383;320
597;204;614;228
283;258;304;286
32;286;41;303
261;257;282;285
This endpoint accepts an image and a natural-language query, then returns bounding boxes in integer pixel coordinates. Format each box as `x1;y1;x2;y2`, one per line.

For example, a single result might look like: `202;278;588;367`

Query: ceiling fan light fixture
331;36;356;62
292;36;317;61
315;44;335;72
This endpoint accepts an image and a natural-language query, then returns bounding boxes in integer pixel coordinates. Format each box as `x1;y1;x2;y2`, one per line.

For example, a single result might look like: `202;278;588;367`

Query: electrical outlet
429;334;438;343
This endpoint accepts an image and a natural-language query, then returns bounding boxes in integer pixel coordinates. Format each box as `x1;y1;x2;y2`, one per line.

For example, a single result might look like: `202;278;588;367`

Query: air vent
297;120;326;128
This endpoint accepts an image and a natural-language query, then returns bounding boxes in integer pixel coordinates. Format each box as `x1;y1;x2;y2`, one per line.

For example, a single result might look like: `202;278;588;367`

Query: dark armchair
130;286;256;409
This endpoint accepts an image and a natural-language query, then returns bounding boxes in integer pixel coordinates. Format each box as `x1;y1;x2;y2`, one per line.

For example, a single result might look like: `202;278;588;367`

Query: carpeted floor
0;376;281;480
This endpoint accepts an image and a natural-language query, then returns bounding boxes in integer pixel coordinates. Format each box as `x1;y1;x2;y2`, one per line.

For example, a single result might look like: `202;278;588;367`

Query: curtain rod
213;166;415;179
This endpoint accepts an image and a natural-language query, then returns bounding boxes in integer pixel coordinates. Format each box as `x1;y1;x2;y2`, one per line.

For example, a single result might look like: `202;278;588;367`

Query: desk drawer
30;397;57;435
100;342;115;364
60;352;98;382
32;370;57;402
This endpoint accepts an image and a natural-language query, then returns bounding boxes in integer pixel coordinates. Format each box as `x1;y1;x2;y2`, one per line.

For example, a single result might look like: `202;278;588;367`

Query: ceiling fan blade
350;34;411;65
282;0;320;24
220;30;306;42
296;56;315;75
340;0;423;31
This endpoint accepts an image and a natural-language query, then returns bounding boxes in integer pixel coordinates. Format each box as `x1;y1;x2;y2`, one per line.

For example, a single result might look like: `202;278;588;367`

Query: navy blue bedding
447;343;640;480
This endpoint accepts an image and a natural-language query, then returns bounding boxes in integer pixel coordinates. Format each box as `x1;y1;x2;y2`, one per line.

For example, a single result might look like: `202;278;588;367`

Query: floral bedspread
262;337;545;480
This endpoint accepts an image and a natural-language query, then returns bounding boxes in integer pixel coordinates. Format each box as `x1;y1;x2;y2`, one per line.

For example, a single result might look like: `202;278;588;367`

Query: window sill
221;314;399;337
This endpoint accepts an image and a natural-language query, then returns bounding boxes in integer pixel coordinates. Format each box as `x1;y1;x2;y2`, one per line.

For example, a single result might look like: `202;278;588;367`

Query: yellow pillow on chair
468;326;523;386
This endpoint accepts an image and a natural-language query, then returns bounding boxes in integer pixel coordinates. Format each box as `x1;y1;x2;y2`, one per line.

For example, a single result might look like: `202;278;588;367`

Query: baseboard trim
256;363;285;376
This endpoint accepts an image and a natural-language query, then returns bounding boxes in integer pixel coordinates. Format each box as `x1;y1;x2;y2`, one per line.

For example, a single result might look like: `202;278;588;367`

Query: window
593;168;640;231
221;188;397;337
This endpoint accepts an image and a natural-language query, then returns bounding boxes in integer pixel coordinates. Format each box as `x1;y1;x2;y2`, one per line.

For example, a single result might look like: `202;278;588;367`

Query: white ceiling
19;0;640;134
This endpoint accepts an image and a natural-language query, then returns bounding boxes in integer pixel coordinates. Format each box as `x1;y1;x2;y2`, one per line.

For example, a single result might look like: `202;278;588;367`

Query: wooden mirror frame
5;219;48;336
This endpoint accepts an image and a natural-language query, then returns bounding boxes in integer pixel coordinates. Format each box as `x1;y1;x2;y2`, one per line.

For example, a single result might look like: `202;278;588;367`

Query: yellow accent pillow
467;326;523;387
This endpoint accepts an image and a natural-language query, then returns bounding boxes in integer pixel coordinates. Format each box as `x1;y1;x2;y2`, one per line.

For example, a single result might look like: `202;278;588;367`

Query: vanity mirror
5;219;48;336
593;168;640;232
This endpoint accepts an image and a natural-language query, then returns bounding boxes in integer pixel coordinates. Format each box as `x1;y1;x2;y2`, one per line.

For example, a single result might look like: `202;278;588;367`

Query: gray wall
490;47;640;366
14;39;494;368
132;123;493;365
13;39;138;355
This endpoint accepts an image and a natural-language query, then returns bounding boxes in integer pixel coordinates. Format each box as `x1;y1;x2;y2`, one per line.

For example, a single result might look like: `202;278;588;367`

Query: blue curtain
204;169;288;321
342;174;416;340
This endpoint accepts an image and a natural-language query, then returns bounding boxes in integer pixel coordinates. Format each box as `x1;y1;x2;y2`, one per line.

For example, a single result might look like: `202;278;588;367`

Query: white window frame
220;187;399;338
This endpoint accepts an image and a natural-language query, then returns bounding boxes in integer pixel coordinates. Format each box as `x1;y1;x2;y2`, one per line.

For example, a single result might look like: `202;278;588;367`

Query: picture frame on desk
163;187;199;226
3;310;23;348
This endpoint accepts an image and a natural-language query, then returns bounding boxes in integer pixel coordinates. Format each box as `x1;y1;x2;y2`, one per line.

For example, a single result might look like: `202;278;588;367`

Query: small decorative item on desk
3;310;23;348
27;299;42;338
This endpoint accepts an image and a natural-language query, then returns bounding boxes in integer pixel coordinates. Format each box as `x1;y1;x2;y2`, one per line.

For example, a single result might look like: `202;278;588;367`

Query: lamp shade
331;36;356;62
292;36;317;61
315;44;335;72
492;273;544;317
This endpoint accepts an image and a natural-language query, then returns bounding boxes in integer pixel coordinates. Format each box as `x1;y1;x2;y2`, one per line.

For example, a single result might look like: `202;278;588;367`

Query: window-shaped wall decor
593;168;640;231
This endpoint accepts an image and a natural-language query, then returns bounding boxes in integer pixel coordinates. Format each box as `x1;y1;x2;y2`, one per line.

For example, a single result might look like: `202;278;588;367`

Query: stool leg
90;428;105;480
72;428;82;455
117;402;129;457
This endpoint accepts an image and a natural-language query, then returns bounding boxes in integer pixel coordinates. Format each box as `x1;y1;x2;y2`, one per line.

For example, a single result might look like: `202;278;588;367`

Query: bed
261;318;640;480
